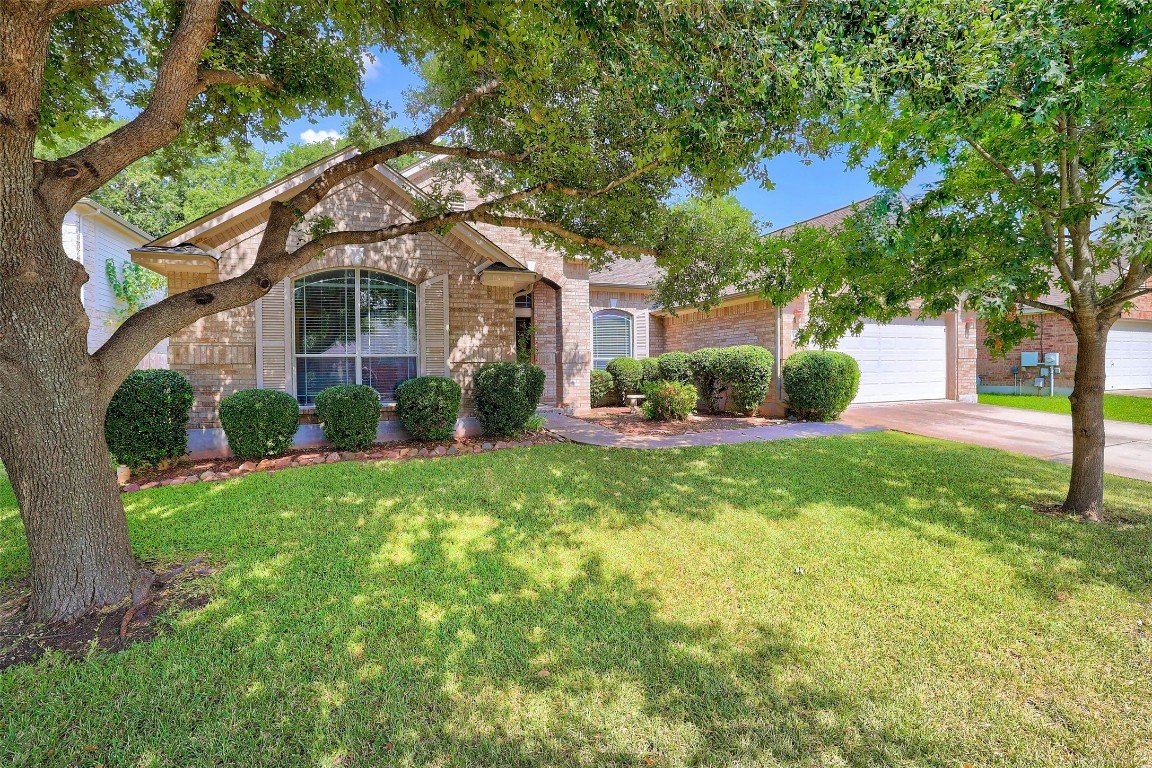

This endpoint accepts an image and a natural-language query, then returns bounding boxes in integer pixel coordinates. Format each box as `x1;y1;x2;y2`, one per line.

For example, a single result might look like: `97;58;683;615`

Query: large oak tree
1;0;867;622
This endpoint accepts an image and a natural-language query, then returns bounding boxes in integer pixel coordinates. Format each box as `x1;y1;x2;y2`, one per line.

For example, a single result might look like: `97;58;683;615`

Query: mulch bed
0;557;216;671
578;407;789;437
122;433;560;492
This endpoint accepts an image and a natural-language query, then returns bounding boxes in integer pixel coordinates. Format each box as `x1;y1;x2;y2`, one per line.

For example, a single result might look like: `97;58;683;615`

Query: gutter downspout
773;306;784;403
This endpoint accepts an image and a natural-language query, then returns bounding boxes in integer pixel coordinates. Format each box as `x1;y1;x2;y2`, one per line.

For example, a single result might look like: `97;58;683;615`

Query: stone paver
546;413;883;449
841;400;1152;483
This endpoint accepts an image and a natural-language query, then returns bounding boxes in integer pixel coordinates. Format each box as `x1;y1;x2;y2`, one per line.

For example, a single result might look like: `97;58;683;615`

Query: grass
979;392;1152;424
2;433;1151;768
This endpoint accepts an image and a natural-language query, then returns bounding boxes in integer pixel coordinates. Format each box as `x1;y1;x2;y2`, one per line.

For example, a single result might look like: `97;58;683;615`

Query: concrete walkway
546;413;883;449
841;400;1152;483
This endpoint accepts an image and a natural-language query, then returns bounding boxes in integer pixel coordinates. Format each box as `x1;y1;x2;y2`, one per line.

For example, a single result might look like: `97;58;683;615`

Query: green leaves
104;258;166;325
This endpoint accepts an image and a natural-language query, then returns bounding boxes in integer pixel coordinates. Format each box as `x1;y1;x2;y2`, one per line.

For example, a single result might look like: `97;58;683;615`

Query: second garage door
833;317;948;403
1106;321;1152;390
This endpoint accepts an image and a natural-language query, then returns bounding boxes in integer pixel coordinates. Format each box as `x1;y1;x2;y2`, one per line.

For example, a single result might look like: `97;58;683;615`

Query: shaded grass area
1;433;1151;767
979;392;1152;424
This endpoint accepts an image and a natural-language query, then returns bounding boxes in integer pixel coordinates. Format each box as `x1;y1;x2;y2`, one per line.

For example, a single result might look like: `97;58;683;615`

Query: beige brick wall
170;172;518;428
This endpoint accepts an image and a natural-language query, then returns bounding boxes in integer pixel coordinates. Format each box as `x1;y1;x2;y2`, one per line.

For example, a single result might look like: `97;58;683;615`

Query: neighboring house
976;288;1152;394
64;199;168;368
130;151;977;456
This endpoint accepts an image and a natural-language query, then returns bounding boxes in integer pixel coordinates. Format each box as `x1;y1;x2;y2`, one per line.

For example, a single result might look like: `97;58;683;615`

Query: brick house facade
133;153;980;456
976;289;1152;394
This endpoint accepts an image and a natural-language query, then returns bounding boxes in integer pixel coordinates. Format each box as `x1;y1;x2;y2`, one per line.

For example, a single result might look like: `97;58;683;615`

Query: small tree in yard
0;1;869;622
656;0;1152;520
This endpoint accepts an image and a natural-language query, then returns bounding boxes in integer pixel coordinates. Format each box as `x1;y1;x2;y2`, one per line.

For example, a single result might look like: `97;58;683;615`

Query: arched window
293;269;417;404
592;310;633;370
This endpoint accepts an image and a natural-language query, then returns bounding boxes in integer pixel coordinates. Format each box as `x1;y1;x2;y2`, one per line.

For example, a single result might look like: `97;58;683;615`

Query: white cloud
361;51;381;81
300;128;341;144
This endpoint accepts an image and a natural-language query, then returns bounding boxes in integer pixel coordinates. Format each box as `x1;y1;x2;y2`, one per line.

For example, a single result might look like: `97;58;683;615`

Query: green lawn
979;392;1152;424
2;434;1151;768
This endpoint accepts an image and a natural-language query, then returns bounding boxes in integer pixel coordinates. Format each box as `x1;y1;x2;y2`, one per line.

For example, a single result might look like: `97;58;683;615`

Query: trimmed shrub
689;348;724;412
642;380;698;421
315;384;381;451
395;376;461;441
473;362;546;436
641;357;661;386
782;350;861;421
714;345;775;414
657;351;693;385
219;389;300;459
590;369;616;407
105;369;193;469
605;357;644;402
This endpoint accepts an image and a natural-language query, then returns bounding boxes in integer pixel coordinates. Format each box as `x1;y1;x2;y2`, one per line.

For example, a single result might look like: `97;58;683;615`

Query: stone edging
120;434;561;493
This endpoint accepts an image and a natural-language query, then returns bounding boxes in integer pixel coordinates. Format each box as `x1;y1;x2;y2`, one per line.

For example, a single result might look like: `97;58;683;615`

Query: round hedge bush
688;347;724;412
641;357;660;386
782;350;861;421
590;369;616;407
473;362;546;436
219;389;300;459
657;351;693;385
315;384;381;451
105;369;194;469
395;376;462;441
605;357;644;401
641;380;698;421
714;345;775;414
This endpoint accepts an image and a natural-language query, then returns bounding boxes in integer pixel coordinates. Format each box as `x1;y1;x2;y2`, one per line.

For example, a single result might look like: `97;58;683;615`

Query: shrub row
592;346;859;421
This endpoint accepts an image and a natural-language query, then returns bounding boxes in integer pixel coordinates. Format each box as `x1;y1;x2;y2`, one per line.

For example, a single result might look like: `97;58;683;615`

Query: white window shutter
419;274;449;376
634;309;650;358
256;279;289;391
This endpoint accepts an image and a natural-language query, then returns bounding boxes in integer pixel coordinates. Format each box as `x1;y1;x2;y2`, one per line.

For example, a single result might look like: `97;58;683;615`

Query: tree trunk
1063;319;1110;520
0;189;136;625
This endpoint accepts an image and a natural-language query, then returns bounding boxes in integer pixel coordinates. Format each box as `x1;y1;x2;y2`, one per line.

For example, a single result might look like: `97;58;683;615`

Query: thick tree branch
290;161;663;262
41;0;224;209
470;214;660;256
227;0;284;40
53;0;128;10
1019;297;1074;319
283;79;502;215
406;142;541;164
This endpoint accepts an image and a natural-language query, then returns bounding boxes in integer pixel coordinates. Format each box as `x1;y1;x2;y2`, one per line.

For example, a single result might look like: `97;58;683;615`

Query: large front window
293;269;417;405
592;310;632;370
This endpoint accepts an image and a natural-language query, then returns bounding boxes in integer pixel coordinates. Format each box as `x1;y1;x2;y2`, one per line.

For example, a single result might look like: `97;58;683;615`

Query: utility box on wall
1020;351;1040;367
1043;352;1060;366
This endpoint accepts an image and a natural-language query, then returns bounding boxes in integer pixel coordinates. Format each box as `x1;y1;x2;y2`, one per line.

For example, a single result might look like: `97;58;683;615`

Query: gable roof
73;198;153;242
138;148;525;271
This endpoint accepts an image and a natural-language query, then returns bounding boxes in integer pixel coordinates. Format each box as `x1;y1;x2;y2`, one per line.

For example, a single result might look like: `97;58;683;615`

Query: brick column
558;261;591;410
532;282;558;406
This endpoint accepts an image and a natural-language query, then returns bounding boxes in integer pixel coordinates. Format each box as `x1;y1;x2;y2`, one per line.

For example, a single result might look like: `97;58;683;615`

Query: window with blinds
592;310;633;370
294;269;417;404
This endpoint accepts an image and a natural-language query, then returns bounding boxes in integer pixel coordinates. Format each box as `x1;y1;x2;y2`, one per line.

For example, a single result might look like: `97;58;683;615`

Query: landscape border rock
120;433;561;492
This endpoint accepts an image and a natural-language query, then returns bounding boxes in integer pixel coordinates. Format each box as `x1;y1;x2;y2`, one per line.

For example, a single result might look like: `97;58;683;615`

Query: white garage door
833;317;948;403
1106;321;1152;390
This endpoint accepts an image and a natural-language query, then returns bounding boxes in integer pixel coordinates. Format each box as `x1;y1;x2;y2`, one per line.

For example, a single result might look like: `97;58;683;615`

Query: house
64;199;168;368
976;288;1152;394
130;150;977;457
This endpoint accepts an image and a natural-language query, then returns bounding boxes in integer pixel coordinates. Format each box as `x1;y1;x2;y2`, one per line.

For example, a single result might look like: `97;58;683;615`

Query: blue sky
278;50;939;231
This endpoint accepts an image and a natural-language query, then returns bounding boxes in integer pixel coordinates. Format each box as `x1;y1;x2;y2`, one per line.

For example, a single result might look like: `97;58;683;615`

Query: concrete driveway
840;400;1152;483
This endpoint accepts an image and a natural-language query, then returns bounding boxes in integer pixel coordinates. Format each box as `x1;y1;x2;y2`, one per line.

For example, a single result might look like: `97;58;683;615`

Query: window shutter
634;310;649;358
419;274;449;376
257;279;289;391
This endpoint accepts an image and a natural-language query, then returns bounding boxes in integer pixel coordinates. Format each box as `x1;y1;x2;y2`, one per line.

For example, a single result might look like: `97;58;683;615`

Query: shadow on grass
1;433;1149;765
